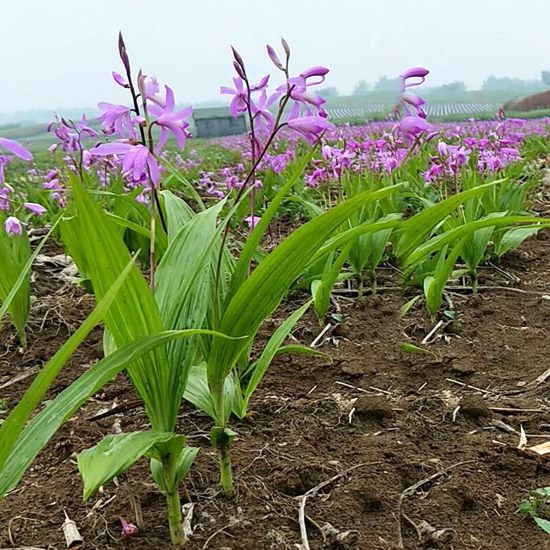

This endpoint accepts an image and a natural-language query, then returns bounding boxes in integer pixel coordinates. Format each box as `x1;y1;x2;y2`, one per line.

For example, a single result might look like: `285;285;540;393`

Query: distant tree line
349;72;550;97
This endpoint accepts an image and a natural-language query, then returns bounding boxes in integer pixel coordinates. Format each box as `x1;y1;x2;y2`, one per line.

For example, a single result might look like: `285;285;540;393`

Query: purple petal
0;138;33;161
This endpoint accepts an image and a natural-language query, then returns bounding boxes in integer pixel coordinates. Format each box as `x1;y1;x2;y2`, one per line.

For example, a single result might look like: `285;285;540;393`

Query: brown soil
1;234;550;550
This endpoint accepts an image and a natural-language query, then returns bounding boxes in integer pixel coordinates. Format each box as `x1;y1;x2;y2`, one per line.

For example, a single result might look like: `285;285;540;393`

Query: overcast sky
1;0;550;114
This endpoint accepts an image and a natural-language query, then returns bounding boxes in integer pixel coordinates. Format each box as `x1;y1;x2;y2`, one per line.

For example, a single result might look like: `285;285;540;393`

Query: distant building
193;107;247;138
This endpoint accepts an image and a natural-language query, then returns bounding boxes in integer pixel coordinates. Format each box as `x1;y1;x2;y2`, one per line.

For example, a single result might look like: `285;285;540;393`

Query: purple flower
251;90;281;130
148;86;192;149
0;187;10;210
24;202;47;216
4;216;22;236
287;116;334;143
397;115;430;139
90;143;161;185
399;67;430;92
244;215;261;228
221;75;270;117
98;103;139;139
221;77;248;117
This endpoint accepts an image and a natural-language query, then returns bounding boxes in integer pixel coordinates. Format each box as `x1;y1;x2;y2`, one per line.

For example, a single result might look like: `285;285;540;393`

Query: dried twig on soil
446;378;493;395
489;406;544;414
397;460;474;549
88;400;142;421
310;323;333;348
532;366;550;386
335;381;393;396
201;521;237;549
421;320;446;344
0;367;40;390
295;461;381;550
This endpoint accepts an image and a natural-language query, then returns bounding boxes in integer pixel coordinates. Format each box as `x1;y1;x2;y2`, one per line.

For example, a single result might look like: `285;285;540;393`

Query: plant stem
370;268;377;295
165;490;186;546
218;440;234;497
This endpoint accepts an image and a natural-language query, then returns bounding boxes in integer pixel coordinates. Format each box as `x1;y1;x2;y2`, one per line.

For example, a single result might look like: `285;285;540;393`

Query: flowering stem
124;65;168;235
141;87;157;290
243;78;257;240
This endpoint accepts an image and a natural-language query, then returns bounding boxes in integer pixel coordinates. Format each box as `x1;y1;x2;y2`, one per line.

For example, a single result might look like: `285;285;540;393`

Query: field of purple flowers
1;34;550;549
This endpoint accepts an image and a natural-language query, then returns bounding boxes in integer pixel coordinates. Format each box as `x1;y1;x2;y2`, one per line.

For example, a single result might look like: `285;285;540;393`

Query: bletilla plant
0;137;40;345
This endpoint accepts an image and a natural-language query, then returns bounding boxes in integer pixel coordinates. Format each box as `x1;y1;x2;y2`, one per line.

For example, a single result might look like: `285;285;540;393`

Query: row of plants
1;35;550;545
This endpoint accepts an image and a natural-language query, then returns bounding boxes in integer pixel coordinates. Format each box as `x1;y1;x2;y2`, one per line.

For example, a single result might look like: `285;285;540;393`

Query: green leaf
64;175;172;431
534;517;550;535
78;431;174;500
227;146;318;302
161;190;195;242
0;215;61;343
403;215;550;269
494;227;540;257
276;344;330;359
183;363;234;421
240;301;314;416
150;437;199;493
155;200;226;405
0;253;136;476
313;242;353;319
395;180;505;259
399;342;438;359
0;327;236;498
425;239;464;316
209;185;403;394
399;295;421;318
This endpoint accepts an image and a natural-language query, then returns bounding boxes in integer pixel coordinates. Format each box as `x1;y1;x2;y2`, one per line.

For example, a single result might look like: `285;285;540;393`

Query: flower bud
267;45;284;71
112;71;130;88
281;37;291;59
233;61;246;79
118;32;131;75
231;46;245;71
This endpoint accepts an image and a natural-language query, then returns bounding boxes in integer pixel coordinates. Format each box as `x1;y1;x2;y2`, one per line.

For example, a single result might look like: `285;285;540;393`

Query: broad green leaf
403;216;550;268
399;295;421;318
0;327;237;498
227;146;318;301
64;175;171;431
184;363;234;421
494;227;540;257
78;431;174;500
395;180;505;258
150;438;199;493
425;239;464;315
161;190;195;242
276;344;331;360
207;185;403;426
0;254;136;475
313;243;353;319
155;200;226;405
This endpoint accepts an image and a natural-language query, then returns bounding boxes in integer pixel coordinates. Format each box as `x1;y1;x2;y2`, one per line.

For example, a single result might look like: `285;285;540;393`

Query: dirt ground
1;230;550;550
